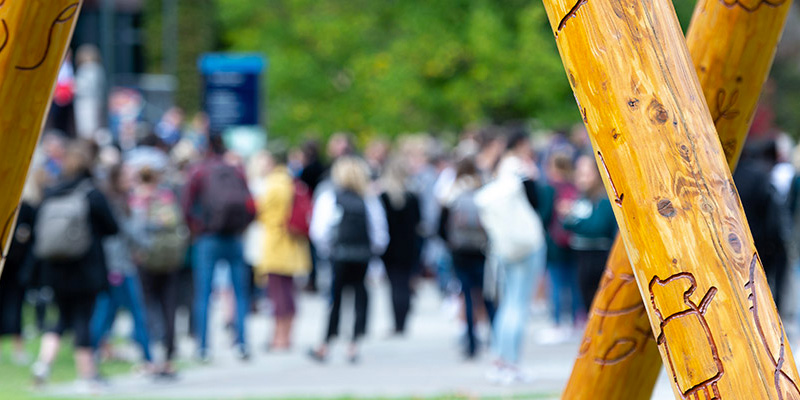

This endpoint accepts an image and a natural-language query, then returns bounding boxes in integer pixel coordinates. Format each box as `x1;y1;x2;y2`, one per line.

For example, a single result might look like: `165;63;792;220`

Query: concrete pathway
47;278;678;399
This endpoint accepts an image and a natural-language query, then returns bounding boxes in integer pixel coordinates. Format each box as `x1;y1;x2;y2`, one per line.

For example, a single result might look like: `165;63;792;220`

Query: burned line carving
16;2;79;71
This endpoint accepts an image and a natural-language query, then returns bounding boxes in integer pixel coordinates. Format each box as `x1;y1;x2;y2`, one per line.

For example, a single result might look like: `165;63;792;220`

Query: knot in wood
648;99;669;124
728;233;742;254
657;199;676;217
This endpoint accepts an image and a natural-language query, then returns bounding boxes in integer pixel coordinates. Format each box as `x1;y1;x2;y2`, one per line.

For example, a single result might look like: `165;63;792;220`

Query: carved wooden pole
0;0;83;276
561;0;793;398
542;0;800;397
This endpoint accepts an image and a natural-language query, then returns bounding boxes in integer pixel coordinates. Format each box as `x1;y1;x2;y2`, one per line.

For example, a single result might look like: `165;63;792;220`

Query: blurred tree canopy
143;0;701;141
214;0;579;140
144;0;218;115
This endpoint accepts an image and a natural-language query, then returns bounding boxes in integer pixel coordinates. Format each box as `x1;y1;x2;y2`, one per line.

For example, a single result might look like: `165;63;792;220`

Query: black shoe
307;348;326;363
235;345;251;362
155;370;178;381
304;283;318;293
347;353;360;364
196;350;211;364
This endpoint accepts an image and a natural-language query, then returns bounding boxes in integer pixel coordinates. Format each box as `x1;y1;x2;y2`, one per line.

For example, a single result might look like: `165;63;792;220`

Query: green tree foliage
144;0;218;115
215;0;579;140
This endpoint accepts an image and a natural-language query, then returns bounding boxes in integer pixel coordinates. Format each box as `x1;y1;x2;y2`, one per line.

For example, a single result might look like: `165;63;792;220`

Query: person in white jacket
308;156;388;363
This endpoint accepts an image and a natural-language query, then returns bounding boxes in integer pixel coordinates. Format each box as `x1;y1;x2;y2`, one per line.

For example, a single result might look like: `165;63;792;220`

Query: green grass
0;335;133;400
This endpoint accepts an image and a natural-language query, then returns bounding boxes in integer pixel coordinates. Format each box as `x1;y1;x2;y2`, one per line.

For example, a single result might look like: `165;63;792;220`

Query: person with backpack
439;157;493;359
254;152;311;351
88;163;154;373
131;166;188;377
182;135;255;362
379;157;422;336
475;131;546;384
308;156;389;363
31;140;119;390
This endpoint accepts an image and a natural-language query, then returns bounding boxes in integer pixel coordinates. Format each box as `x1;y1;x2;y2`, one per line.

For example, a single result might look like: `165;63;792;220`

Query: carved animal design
650;273;722;399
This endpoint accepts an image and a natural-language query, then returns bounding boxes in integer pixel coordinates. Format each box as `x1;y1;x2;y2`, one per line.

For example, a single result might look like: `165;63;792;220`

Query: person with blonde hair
378;156;421;335
308;156;389;363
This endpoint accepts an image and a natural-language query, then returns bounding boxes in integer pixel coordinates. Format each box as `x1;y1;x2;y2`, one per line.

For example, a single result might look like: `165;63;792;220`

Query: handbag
475;176;545;263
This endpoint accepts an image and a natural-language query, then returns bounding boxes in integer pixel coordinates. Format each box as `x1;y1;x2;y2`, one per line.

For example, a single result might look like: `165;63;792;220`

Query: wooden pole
561;0;793;398
0;0;83;275
542;0;800;397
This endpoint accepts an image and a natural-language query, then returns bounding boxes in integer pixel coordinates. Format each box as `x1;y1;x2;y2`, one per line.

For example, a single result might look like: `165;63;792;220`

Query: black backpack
447;190;488;252
330;190;372;263
200;162;254;235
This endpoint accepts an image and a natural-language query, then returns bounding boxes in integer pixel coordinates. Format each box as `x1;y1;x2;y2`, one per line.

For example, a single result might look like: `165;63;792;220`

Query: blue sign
199;53;267;132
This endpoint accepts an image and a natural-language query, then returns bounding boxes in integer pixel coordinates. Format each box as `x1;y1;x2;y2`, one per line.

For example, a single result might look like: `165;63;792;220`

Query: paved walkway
48;278;678;399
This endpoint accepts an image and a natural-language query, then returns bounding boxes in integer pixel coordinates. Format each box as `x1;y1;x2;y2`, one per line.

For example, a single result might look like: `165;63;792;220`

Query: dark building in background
73;0;145;78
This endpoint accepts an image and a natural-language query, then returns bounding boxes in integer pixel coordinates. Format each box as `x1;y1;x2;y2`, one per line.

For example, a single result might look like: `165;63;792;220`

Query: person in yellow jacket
255;152;311;351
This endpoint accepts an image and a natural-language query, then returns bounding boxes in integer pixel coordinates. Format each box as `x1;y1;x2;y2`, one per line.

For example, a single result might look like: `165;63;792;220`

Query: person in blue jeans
491;248;546;381
90;163;152;369
183;136;256;362
192;235;251;361
483;132;547;384
90;275;152;366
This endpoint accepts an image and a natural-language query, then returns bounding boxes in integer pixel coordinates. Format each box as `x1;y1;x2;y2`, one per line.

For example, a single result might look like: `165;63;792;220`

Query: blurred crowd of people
0;114;625;390
2;48;800;392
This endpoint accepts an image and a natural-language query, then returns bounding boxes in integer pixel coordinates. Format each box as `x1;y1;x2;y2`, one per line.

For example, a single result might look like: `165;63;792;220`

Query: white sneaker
536;326;570;345
485;364;505;384
512;367;535;383
486;364;534;385
496;368;517;386
31;361;50;386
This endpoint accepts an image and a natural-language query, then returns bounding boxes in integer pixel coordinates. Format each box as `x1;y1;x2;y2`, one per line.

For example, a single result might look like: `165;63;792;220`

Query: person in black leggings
378;158;422;335
439;158;495;359
32;140;119;387
138;270;179;375
308;157;389;363
325;261;370;343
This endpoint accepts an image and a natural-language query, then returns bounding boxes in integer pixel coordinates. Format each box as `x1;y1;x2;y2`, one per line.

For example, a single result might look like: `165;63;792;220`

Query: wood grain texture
561;0;793;398
0;0;83;275
542;0;799;397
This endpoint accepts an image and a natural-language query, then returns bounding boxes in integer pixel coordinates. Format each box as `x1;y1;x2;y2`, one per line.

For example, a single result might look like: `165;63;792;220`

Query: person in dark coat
299;140;325;195
31;140;118;388
735;142;790;310
299;140;326;293
438;158;494;359
379;158;422;335
561;155;617;311
0;193;37;365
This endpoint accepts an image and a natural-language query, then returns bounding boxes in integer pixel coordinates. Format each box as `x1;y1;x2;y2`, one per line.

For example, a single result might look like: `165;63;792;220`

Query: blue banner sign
199;53;266;132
